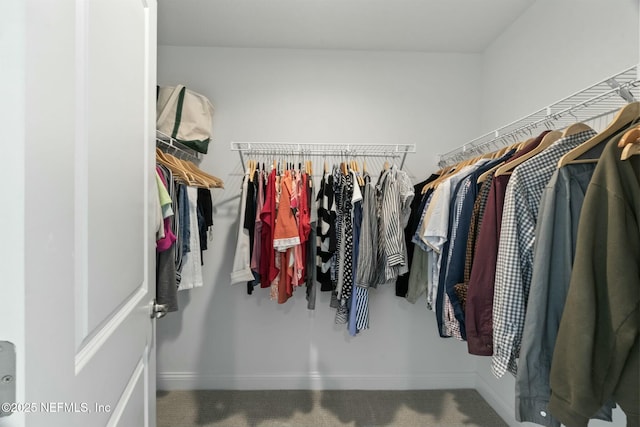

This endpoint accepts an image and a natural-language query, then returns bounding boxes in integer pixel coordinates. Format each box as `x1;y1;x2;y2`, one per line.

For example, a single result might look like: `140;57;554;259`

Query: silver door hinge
151;300;169;319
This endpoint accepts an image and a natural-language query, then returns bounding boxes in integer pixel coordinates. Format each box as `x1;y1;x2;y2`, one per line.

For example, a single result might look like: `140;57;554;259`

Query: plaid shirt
464;173;494;285
491;129;596;378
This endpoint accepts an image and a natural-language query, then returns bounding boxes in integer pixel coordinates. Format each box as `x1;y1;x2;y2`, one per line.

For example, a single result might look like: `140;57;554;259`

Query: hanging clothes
452;172;493;313
465;132;547;356
348;171;365;335
155;166;178;313
548;134;640;427
244;170;259;293
306;173;318;310
251;170;265;285
230;172;255;285
440;150;515;340
374;166;414;286
316;171;337;291
407;189;436;305
492;129;596;378
259;169;278;292
396;174;439;297
178;186;204;290
515;161;615;427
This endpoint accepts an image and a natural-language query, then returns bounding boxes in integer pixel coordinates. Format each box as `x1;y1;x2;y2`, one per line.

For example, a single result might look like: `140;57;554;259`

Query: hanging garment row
405;102;639;427
155;148;223;314
231;159;414;336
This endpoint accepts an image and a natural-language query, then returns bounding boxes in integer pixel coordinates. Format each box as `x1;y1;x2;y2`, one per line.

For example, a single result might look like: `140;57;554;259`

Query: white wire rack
438;66;640;168
156;130;203;163
230;142;416;170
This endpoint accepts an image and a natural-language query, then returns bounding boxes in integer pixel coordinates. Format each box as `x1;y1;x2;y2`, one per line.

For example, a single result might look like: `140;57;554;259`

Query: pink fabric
156;167;177;252
259;170;278;288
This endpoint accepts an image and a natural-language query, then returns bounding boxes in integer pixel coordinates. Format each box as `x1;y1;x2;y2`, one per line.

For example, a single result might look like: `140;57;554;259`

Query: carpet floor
156;389;508;427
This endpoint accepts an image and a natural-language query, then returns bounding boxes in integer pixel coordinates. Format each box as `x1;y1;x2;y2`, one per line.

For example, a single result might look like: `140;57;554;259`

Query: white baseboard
474;372;519;427
157;371;476;391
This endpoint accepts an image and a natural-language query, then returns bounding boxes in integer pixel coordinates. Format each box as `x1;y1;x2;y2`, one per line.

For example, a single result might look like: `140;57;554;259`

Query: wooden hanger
156;148;196;185
168;154;211;187
558;102;640;167
247;160;254;181
621;138;640;160
476;139;529;183
421;163;457;194
562;122;593;137
341;161;348;175
159;148;224;188
620;122;640;160
182;159;224;188
362;159;368;174
494;130;562;177
618;124;640;147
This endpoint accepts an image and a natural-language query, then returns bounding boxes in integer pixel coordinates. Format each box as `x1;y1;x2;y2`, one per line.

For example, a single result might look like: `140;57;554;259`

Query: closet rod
230;142;416;170
438;65;640;168
156;130;203;163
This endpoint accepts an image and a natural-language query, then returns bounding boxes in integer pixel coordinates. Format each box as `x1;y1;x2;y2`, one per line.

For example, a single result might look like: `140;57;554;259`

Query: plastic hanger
494;130;562;177
558;102;640;167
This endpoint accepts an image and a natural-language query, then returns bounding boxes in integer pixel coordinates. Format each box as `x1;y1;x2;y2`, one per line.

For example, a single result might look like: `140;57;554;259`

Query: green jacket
549;134;640;426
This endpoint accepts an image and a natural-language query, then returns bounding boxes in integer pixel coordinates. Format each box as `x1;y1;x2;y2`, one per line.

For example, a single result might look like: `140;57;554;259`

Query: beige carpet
156;389;508;427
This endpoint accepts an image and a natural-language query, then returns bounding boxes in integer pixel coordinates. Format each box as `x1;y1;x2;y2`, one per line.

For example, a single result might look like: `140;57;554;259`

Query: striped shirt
355;174;378;288
374;166;415;285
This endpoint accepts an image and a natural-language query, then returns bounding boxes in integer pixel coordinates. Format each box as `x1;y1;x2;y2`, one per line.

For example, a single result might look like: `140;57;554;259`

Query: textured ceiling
157;0;536;53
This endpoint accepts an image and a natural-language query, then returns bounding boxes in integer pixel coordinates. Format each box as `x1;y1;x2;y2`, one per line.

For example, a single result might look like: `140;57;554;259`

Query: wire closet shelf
156;130;203;163
437;66;640;168
230;142;417;170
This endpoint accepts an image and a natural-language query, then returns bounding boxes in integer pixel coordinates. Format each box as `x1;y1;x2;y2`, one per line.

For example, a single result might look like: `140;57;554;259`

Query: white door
0;0;157;426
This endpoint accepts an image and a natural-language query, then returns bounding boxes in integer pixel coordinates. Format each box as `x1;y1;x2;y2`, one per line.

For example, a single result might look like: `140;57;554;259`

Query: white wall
156;46;484;390
480;0;639;133
475;1;639;426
